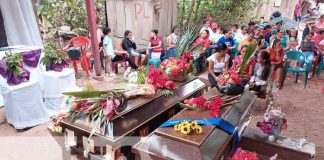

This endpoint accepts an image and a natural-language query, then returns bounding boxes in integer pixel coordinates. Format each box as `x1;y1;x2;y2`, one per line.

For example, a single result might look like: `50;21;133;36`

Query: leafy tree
37;0;106;45
178;0;262;31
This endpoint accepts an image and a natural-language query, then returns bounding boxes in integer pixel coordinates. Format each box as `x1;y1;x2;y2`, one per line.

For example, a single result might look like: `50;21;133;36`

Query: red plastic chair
311;51;321;78
120;43;139;65
110;44;127;74
62;36;91;77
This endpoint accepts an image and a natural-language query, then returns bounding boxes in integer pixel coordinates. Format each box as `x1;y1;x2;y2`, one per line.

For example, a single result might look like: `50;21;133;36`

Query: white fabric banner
0;0;43;47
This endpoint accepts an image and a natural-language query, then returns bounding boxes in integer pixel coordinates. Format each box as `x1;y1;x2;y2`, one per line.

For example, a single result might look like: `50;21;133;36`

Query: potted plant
41;44;68;72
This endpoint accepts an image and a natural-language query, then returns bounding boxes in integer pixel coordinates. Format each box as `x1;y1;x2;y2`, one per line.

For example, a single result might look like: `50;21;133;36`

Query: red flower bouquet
160;58;192;81
51;89;126;141
216;68;241;85
182;96;223;118
256;108;288;139
147;66;176;95
180;51;194;62
231;148;259;160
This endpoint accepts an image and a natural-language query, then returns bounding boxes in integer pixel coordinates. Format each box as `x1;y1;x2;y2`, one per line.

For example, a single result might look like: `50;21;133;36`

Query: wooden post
86;0;102;76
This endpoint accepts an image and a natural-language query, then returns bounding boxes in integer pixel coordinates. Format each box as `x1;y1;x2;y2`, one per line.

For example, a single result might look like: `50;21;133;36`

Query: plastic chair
120;43;139;66
316;55;324;77
309;51;320;78
233;41;240;57
283;50;311;88
63;36;91;77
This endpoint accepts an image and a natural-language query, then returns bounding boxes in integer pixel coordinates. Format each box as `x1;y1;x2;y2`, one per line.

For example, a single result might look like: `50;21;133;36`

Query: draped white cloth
42;68;80;116
2;79;49;129
0;0;43;47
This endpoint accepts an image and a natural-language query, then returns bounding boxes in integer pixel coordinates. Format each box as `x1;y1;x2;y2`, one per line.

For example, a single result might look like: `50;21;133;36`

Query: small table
42;68;79;115
3;79;49;129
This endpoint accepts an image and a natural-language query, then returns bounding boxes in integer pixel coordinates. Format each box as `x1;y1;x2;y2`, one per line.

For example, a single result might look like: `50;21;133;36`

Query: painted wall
106;0;177;48
254;0;299;21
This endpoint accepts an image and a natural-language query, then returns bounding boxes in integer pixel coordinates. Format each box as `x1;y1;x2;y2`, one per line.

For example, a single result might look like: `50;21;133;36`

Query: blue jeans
206;45;217;58
299;51;314;68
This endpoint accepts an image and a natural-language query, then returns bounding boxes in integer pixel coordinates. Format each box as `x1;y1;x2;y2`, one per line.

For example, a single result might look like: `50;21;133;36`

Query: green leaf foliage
3;53;23;76
41;45;66;67
238;43;256;74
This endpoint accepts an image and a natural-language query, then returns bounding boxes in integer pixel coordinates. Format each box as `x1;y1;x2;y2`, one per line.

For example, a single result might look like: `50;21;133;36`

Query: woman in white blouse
247;50;272;93
207;43;230;88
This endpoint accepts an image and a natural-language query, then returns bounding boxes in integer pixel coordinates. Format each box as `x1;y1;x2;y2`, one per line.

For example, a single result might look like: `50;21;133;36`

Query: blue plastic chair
233;41;240;57
316;55;323;77
283;51;311;88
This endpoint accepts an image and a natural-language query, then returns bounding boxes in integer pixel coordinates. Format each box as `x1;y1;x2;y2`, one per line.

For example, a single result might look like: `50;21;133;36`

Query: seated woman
247;50;271;93
166;25;180;58
122;30;146;66
193;29;211;73
102;27;138;77
146;30;164;68
298;31;318;78
267;39;285;88
286;28;299;51
148;29;163;59
207;43;230;88
233;45;255;81
193;29;211;56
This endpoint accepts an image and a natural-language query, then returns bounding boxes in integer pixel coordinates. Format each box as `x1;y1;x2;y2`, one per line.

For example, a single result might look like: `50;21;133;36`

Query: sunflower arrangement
174;120;203;135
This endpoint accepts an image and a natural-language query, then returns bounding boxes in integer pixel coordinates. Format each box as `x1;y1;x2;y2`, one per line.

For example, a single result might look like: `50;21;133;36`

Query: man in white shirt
209;23;219;43
199;20;212;34
234;26;248;43
206;23;220;58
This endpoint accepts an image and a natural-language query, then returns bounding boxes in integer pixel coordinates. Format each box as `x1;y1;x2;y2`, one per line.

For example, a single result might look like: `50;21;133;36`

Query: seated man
103;27;138;77
122;30;146;66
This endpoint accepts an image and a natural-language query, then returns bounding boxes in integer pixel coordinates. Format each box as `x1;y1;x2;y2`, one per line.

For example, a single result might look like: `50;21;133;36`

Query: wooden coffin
132;89;257;160
51;77;206;160
237;127;316;160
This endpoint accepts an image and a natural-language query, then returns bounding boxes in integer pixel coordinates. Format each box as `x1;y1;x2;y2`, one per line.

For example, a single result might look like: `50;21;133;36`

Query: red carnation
165;80;176;90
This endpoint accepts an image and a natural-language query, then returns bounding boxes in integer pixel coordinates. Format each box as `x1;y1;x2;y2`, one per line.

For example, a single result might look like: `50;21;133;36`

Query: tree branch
183;0;196;29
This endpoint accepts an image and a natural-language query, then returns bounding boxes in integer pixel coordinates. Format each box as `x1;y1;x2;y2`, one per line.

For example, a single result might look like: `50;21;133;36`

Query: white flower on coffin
165;67;171;75
128;72;138;84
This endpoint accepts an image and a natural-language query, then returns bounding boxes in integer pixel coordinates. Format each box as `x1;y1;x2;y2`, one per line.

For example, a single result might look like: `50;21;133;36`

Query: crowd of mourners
95;13;324;93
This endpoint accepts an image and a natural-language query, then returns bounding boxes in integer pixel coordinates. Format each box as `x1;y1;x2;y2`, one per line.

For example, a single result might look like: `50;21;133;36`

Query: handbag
217;83;244;95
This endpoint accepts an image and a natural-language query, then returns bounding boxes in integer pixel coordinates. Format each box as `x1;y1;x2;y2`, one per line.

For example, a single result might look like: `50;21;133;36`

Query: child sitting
298;32;318;75
246;50;271;93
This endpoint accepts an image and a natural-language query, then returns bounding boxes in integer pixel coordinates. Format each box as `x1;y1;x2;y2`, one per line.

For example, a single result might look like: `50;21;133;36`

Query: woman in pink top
294;0;302;22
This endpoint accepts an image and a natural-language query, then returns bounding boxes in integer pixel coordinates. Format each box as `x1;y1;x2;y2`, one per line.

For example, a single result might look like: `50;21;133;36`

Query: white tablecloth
42;68;80;115
3;79;49;129
42;68;78;98
0;45;44;88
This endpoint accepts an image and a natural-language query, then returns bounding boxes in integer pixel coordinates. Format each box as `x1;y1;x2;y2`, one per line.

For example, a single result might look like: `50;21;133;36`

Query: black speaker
67;47;81;60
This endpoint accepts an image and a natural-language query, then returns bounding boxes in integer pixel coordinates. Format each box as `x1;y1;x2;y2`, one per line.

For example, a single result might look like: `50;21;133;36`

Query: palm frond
159;89;174;97
176;27;198;57
63;91;109;99
178;102;205;111
238;43;256;74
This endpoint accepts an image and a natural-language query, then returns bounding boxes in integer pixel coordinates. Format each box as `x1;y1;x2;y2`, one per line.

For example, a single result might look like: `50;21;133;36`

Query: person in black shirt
122;30;146;66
